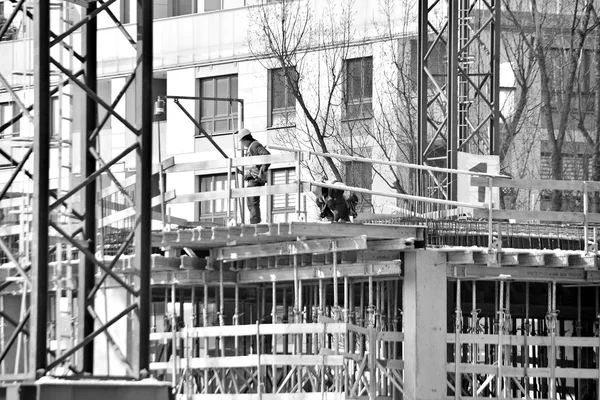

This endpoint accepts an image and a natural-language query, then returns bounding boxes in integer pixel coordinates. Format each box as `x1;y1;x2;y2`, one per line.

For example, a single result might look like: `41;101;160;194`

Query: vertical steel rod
32;0;51;377
455;280;461;400
135;0;153;376
79;0;98;373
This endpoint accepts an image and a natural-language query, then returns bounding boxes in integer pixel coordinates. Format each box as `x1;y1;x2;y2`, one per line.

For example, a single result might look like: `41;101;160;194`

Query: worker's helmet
238;128;253;142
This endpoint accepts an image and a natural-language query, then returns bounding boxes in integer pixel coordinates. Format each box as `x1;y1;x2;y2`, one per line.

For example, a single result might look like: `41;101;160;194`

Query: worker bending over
314;179;359;222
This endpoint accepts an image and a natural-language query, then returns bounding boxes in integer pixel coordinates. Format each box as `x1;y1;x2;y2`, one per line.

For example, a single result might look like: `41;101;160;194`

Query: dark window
268;67;297;128
540;141;592;181
97;79;112;129
204;0;221;12
344;155;373;212
0;102;19;136
345;57;373;120
548;47;596;112
172;0;194;16
50;97;60;138
154;0;195;19
270;168;296;222
197;75;238;135
198;174;234;223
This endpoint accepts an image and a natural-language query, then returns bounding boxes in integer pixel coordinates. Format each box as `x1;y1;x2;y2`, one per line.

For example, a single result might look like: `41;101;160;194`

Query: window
50;97;60;138
548;48;596;112
345;57;373;120
97;79;112;129
0;102;19;137
540;141;592;181
154;0;195;19
204;0;222;12
270;168;296;222
197;75;238;135
268;67;297;128
344;155;373;212
198;174;234;223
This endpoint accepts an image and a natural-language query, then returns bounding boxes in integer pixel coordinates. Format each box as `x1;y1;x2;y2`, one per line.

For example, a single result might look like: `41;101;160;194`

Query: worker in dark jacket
313;179;359;222
239;128;270;224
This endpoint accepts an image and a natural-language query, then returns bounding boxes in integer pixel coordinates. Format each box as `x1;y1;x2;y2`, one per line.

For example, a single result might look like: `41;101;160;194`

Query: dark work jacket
246;140;271;177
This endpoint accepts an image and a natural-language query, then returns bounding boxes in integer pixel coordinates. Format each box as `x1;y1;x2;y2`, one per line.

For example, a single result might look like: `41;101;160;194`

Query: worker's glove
245;170;266;185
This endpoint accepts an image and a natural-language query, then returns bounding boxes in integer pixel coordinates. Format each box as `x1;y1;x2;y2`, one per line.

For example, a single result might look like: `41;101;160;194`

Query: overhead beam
215;235;367;262
237;261;402;284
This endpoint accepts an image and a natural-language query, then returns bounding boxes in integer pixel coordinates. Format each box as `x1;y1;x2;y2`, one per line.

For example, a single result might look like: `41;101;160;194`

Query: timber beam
237;261;401;284
213;235;367;262
441;248;597;269
153;222;426;249
448;264;600;283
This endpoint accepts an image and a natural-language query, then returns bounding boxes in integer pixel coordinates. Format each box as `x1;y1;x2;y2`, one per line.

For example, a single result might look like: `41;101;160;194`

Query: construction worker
239;128;270;224
313;179;359;222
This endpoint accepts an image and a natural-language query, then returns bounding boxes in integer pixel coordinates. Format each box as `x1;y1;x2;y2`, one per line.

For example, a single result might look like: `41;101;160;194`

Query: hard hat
238;128;253;142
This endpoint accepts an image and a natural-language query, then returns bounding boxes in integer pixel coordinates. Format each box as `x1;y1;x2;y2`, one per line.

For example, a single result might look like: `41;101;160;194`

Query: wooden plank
170;184;303;204
288;222;425;241
216;235;367;261
447;250;474;264
98;190;176;227
473;208;600;224
261;354;344;366
471;176;600;192
185;394;341;400
238;261;402;284
150;354;343;370
382;359;404;370
163;153;298;173
368;239;416;250
150;270;237;286
356;250;403;262
0;196;30;209
448;264;591;282
447;363;551;378
149;322;347;341
377;331;404;342
100;174;137;198
447;363;598;380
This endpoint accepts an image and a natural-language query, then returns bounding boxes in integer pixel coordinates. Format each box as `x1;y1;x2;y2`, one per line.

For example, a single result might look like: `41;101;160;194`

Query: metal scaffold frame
417;0;501;202
0;0;154;381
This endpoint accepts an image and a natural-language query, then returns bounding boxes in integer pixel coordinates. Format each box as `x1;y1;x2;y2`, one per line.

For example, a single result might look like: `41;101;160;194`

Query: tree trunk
593;20;600;212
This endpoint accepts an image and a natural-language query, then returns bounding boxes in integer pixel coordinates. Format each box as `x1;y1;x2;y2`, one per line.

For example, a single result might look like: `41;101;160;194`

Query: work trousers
246;178;265;224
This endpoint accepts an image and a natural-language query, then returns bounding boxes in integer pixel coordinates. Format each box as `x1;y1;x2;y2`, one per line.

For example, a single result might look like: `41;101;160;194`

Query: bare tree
497;24;543;209
247;0;357;181
0;15;19;41
503;0;596;211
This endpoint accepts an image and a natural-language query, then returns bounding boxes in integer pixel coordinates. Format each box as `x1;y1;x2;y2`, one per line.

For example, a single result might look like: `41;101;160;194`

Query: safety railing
148;319;404;399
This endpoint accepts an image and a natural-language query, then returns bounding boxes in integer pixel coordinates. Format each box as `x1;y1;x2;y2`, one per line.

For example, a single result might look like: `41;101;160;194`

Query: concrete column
403;250;447;400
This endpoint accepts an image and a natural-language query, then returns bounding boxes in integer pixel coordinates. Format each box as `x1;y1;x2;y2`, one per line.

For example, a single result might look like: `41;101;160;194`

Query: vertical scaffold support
31;0;51;378
134;0;154;376
79;0;98;373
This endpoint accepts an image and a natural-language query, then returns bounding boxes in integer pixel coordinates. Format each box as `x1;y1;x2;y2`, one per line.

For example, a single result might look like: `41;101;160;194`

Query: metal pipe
548;282;557;400
333;241;339;320
0;309;30;364
455;280;461;400
31;0;51;376
171;283;178;388
269;145;507;178
497;280;504;399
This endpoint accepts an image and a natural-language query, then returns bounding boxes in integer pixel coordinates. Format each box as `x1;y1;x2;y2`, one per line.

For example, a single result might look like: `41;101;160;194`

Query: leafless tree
247;0;357;182
503;0;596;211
